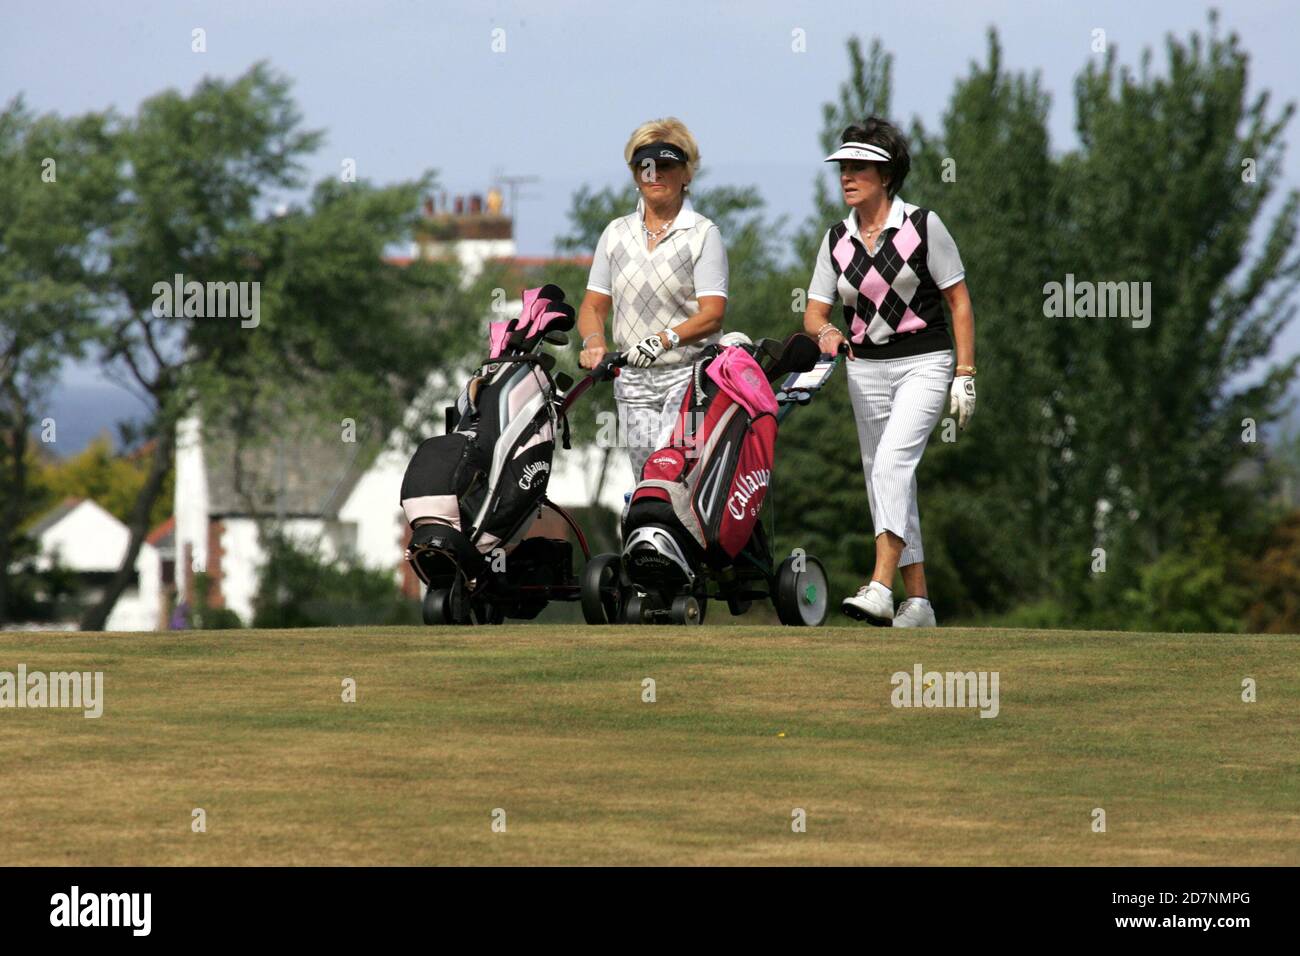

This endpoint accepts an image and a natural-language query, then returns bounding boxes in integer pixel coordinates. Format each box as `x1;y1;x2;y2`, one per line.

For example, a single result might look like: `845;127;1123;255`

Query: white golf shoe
893;597;937;628
841;581;894;626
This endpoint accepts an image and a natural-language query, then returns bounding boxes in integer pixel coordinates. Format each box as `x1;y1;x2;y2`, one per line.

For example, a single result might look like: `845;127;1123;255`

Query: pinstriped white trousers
615;363;694;479
844;349;954;566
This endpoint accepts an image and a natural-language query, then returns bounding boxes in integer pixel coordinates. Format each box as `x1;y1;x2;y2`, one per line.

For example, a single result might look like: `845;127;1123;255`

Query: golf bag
401;285;576;593
622;342;780;590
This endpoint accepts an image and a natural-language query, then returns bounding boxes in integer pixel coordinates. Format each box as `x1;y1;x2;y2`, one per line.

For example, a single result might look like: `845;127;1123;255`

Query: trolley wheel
581;553;623;625
431;574;473;625
422;588;449;625
623;593;648;624
774;554;830;627
670;594;703;626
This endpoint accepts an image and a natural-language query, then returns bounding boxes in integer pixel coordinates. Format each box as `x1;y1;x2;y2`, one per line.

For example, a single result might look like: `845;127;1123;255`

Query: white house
25;497;166;631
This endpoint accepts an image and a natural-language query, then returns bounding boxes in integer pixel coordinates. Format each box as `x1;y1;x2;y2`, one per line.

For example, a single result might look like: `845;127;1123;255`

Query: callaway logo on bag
518;461;550;490
727;468;771;519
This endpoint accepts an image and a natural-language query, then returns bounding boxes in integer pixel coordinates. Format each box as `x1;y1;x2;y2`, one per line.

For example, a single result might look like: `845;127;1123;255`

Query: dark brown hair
840;117;911;199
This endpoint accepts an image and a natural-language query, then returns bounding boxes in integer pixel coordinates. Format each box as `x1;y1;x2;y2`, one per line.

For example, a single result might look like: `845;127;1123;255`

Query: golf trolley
580;334;845;627
401;284;621;625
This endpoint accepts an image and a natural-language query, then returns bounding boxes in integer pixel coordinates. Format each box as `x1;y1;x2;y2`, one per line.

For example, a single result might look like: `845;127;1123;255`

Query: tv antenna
493;172;541;241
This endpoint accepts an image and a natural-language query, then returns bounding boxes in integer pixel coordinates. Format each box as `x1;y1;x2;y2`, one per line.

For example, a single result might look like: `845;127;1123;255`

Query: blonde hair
624;117;701;179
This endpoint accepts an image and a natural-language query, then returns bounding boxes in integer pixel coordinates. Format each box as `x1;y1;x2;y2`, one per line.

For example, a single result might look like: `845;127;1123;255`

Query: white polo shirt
586;196;728;365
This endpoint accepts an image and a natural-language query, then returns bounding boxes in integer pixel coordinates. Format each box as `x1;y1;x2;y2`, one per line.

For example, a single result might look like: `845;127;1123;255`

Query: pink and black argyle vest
827;206;950;359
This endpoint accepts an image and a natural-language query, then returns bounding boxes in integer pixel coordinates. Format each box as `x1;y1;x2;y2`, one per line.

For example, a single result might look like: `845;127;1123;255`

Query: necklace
861;218;888;238
643;218;673;242
860;213;890;252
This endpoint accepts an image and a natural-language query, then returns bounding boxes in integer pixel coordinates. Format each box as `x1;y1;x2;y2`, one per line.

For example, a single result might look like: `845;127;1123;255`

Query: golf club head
719;331;753;348
762;333;822;382
756;337;784;366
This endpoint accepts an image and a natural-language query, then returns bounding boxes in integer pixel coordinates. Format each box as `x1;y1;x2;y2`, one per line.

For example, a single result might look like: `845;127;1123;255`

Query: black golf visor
631;141;688;168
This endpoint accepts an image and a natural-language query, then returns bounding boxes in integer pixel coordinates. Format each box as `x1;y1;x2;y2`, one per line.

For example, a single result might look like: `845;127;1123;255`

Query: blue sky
4;0;1298;446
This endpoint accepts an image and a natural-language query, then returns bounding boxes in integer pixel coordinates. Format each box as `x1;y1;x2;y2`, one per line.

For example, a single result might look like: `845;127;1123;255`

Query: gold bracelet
956;365;976;376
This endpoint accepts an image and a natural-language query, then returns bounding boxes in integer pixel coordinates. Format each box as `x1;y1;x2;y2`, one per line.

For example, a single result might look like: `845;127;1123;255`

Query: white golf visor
824;142;891;163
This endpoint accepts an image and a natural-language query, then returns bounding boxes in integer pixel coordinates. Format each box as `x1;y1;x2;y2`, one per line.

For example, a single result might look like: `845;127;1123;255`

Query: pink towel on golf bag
705;346;778;418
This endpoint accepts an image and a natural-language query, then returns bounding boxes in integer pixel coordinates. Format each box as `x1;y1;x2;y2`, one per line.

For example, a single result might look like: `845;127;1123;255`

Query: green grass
1;625;1297;865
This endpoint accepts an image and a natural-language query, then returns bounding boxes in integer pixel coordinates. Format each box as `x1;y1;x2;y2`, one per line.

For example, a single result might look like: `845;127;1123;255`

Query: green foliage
251;533;418;628
1246;510;1300;633
1056;13;1300;574
0;97;116;620
1115;521;1250;633
0;539;81;623
192;572;245;630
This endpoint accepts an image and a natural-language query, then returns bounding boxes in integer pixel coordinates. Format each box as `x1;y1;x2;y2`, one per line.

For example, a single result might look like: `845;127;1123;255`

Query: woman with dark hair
803;117;977;628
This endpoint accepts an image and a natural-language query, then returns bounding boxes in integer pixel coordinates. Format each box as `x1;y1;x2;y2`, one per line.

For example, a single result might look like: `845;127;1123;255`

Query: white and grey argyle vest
603;205;722;366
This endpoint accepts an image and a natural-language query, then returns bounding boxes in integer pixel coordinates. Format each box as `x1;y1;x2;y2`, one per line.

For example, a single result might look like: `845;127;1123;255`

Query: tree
1061;12;1299;617
0;98;114;622
78;62;479;630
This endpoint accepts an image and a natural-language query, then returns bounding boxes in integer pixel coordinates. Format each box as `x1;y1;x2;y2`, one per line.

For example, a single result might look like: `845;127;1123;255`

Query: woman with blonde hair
576;117;729;479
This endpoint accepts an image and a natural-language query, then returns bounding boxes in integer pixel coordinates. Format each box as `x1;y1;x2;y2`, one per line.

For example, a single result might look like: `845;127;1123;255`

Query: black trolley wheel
422;588;449;625
580;553;623;625
774;554;830;627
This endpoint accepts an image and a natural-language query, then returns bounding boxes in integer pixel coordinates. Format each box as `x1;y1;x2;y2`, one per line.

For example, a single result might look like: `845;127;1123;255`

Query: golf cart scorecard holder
774;348;844;421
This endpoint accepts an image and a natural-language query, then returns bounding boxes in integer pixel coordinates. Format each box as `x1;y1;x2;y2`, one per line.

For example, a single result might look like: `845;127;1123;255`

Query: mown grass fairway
2;626;1297;865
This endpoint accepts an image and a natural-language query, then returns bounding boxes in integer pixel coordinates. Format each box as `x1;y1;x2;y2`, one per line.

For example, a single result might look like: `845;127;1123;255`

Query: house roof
202;423;378;519
26;497;85;538
146;515;176;550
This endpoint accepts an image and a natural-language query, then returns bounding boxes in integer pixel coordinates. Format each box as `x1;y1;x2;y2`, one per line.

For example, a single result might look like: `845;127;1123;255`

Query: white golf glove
949;374;976;430
628;333;667;368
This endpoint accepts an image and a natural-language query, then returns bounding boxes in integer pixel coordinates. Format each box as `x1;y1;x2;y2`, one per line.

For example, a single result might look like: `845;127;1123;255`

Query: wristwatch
662;327;681;349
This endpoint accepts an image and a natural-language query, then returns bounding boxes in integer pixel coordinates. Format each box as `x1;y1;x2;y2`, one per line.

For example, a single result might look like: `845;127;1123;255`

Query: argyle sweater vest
827;206;950;359
604;213;721;366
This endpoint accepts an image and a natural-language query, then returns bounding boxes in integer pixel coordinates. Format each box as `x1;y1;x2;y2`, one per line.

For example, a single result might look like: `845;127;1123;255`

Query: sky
4;0;1299;448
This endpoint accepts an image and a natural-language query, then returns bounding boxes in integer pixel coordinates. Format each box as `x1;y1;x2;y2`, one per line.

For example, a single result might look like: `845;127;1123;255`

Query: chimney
454;195;464;215
469;193;483;214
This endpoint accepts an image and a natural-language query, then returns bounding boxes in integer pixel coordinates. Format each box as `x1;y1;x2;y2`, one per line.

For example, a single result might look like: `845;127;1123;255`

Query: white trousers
844;349;953;566
614;364;694;479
